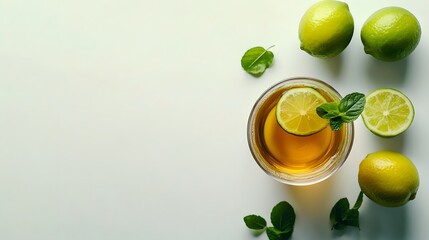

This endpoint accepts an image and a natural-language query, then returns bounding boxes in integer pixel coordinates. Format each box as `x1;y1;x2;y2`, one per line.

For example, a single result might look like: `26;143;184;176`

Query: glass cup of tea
247;77;354;186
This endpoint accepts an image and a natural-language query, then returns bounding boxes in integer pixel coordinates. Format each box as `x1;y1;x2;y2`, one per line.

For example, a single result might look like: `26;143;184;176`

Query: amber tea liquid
255;87;344;172
248;78;353;185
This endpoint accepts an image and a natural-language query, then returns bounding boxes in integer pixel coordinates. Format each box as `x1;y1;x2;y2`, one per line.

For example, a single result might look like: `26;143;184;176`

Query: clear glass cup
247;77;354;186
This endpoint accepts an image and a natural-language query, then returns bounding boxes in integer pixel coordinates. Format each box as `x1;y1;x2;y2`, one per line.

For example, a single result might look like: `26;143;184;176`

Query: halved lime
362;88;414;137
276;87;329;136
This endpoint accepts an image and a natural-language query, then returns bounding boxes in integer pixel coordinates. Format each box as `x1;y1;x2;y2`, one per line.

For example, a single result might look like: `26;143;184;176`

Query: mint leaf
266;227;292;240
330;198;350;230
316;92;366;131
270;201;295;232
244;201;295;239
244;215;267;230
330;192;364;230
241;45;274;77
316;102;340;119
345;209;360;229
352;191;364;210
329;116;344;131
338;93;366;122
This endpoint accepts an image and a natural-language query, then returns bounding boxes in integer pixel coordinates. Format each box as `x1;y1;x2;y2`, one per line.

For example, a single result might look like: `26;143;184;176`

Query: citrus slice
275;87;329;136
362;88;414;137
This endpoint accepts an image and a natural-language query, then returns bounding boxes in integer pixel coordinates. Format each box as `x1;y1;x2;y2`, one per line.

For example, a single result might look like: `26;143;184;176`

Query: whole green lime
299;0;354;58
361;7;421;62
358;151;419;207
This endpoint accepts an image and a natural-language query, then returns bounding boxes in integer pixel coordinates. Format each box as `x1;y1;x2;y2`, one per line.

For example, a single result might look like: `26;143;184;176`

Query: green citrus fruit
361;7;421;62
362;88;414;137
299;0;354;58
358;150;419;207
276;87;328;136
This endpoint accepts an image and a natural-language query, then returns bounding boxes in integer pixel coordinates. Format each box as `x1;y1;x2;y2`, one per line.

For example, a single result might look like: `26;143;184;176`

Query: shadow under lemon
358;200;408;239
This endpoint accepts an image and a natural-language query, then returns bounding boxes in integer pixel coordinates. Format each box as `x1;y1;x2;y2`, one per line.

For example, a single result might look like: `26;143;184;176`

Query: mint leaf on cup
241;45;275;77
317;92;366;130
339;92;367;122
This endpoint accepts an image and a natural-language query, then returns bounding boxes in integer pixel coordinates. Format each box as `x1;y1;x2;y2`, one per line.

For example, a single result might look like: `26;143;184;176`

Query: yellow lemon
358;151;419;207
361;7;421;62
299;0;354;58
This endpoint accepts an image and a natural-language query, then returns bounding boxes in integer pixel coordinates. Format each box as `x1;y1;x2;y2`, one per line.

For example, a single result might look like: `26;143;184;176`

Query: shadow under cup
247;77;354;186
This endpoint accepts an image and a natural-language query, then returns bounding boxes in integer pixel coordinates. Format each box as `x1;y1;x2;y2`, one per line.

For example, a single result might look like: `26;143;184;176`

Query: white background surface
0;0;428;239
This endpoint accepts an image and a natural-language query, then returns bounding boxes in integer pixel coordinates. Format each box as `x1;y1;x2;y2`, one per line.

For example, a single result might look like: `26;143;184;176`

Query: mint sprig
244;201;295;240
241;45;275;77
330;191;364;230
316;92;366;131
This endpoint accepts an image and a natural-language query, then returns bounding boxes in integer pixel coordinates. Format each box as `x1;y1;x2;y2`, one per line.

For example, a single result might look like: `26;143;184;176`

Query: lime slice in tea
276;87;329;136
362;88;414;137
